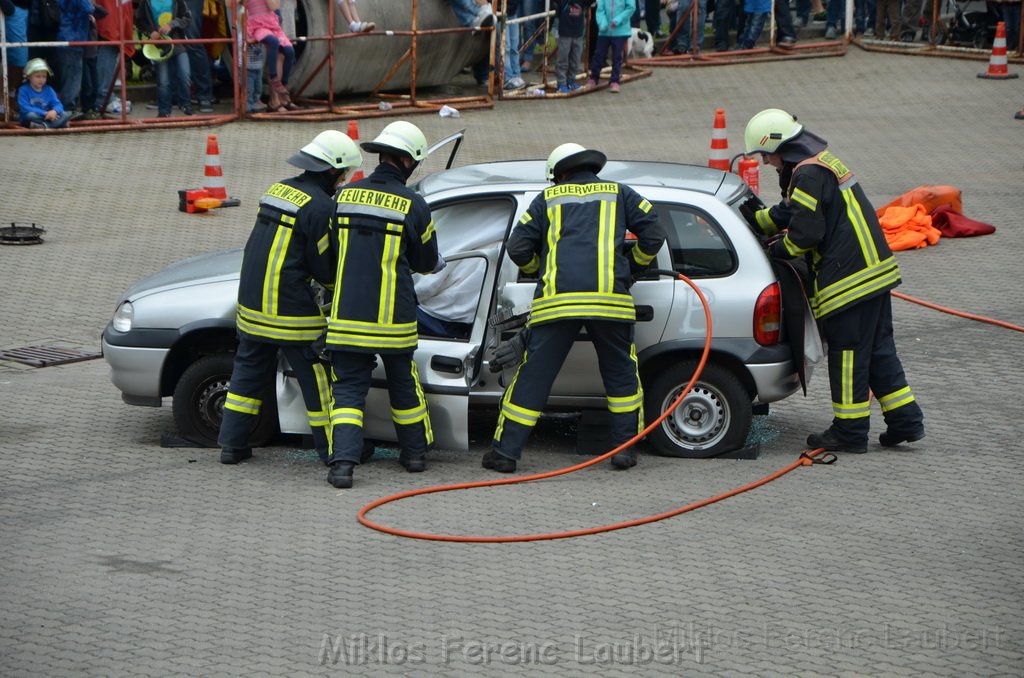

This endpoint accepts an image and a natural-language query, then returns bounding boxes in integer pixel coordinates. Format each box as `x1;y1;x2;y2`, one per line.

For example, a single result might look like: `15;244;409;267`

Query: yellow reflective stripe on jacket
238;305;326;329
317;232;329;255
811;257;901;318
878;386;916;412
755;208;778;235
631;242;656;266
543;203;561;295
307;362;331;429
225;392;261;415
262;225;293;316
529;291;636;324
791;188;818;212
781;233;811;257
336;187;412;219
598;196;615;293
378;227;401;324
326;318;418;349
421;219;436;244
520;253;540;274
841;186;881;268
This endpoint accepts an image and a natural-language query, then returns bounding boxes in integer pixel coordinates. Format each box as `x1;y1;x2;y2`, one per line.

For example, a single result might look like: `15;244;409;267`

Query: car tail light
753;283;781;346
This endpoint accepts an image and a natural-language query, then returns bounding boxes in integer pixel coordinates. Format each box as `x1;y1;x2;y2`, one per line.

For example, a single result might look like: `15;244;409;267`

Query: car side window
654;203;737;277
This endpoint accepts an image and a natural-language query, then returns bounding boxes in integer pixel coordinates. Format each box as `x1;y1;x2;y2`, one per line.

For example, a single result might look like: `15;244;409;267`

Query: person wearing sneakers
741;109;925;454
218;131;363;468
588;0;635;93
324;121;443;489
483;143;665;473
555;0;593;92
336;0;375;33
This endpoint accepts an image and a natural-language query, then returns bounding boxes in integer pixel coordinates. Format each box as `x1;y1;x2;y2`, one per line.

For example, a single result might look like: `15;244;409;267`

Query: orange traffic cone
708;108;730;171
347;120;365;182
978;22;1018;80
203;134;228;200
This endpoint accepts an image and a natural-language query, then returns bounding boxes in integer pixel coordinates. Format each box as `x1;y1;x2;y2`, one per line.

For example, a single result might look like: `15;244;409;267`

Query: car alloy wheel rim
662;384;728;449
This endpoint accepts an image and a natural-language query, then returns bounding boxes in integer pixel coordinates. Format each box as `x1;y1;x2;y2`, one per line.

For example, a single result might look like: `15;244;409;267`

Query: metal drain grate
0;223;46;246
0;346;101;367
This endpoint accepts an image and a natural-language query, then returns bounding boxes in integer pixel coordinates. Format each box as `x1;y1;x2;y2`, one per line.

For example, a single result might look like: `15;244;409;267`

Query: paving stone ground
1;46;1022;676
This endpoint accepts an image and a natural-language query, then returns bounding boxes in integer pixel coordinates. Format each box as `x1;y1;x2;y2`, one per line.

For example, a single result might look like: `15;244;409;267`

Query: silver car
102;149;820;458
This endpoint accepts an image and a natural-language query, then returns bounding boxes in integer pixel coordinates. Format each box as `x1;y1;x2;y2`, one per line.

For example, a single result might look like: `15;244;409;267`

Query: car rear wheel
645;360;752;458
172;353;278;448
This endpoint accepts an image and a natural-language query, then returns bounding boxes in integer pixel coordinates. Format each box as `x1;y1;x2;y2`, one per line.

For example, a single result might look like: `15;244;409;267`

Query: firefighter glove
489;328;530;372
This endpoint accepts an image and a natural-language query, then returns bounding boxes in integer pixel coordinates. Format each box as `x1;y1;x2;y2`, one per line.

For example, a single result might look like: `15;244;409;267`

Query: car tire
645;360;752;458
172;353;278;448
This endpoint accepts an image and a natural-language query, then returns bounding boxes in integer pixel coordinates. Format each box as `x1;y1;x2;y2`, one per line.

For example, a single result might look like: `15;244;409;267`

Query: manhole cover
0;223;46;245
0;346;100;367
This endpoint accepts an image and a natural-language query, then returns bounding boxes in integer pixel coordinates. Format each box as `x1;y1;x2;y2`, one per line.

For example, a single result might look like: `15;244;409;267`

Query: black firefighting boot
327;461;355;488
481;449;517;473
220;447;253;464
878;428;925;447
807;429;867;454
610;447;638;469
399;455;427;473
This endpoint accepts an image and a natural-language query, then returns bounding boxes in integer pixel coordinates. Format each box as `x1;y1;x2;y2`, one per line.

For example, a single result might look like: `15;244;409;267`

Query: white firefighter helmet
23;58;54;78
744;108;804;155
360;121;428;162
288;130;363;172
545;142;607;181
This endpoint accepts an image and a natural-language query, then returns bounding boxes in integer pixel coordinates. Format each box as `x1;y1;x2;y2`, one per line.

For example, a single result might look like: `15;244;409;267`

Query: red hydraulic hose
892;291;1024;333
357;272;831;542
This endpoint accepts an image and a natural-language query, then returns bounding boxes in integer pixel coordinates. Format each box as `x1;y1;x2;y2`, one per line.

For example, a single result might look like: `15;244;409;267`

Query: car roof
417;160;745;199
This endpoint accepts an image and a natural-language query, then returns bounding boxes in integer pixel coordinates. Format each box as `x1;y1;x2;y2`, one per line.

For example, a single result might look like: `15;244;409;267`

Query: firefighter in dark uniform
482;143;666;473
219;130;363;465
324;121;443;489
742;108;925;453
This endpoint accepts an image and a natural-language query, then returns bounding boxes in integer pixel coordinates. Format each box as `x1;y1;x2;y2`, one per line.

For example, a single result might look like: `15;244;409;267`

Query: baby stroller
928;0;999;48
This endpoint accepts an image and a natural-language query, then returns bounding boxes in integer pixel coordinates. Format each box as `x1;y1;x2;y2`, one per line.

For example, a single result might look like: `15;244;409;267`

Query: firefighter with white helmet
324;121;442;489
741;108;925;454
219;130;362;467
483;143;666;473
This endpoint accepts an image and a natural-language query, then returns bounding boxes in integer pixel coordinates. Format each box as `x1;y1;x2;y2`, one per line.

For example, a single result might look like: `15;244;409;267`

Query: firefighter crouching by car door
741;109;925;454
483;143;666;473
324;121;445;489
219;131;363;466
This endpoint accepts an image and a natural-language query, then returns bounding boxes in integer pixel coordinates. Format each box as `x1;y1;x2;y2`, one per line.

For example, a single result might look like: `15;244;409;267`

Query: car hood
124;248;243;301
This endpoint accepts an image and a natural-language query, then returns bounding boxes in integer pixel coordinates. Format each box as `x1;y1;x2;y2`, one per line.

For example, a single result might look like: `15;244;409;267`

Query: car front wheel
645;360;752;458
172;353;278;448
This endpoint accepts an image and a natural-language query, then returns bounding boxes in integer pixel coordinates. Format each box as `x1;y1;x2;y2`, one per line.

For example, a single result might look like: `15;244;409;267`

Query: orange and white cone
708;108;730;171
978;22;1018;80
202;134;229;200
347;120;365;182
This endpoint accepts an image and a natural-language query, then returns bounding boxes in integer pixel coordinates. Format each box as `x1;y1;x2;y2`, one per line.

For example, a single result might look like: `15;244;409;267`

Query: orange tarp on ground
879;204;942;251
876;185;963;219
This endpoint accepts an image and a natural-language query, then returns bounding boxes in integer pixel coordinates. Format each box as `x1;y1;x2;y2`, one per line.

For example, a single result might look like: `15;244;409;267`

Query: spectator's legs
589;35;611;84
173;50;192;114
714;0;737;50
263;35;281;79
185;0;215;107
826;0;845;32
92;45;121;113
280;44;295;85
646;0;662;33
556;35;571;86
155;60;172;116
774;0;798;41
608;35;625;83
58;46;85;113
446;0;481;27
737;11;767;48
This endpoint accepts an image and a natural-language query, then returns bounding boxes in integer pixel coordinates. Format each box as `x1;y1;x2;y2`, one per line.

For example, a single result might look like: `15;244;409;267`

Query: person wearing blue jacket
587;0;634;92
18;57;71;128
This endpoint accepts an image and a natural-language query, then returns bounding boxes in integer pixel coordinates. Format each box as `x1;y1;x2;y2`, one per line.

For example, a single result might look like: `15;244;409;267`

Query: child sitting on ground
17;58;72;129
336;0;375;32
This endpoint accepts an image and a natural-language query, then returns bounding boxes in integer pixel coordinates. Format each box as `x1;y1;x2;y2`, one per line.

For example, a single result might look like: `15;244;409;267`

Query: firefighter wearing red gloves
483;143;666;473
324;121;443;489
742;109;925;453
219;131;362;466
